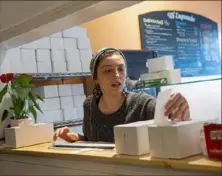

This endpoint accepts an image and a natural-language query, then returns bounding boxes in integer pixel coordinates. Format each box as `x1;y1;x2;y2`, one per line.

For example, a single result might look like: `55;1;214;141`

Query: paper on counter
154;89;172;126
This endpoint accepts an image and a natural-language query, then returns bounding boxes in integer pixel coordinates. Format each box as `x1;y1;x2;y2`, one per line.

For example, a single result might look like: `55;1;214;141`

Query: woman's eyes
103;67;124;74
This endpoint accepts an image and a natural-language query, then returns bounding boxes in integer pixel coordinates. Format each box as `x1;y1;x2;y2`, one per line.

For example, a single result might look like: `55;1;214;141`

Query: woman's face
96;54;126;96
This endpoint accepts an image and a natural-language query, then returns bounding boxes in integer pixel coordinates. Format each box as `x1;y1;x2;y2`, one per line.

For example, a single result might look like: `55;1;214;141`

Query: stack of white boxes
31;83;86;123
0;26;92;74
0;26;91;124
140;56;181;84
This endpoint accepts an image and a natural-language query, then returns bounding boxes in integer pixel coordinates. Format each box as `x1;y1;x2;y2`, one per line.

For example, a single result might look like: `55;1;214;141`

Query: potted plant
0;73;43;127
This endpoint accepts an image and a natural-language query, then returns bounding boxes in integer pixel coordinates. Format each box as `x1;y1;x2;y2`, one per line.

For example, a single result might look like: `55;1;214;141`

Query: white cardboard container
65;49;80;61
64;38;77;50
148;120;204;159
36;97;61;111
58;84;72;97
37;61;52;73
32;85;59;98
114;120;154;156
79;49;92;72
60;96;74;109
147;56;174;73
140;69;181;84
50;38;64;49
5;123;54;148
73;95;86;108
77;38;91;49
71;84;85;95
51;49;66;62
36;49;51;62
62;107;78;121
52;61;67;72
36;109;63;123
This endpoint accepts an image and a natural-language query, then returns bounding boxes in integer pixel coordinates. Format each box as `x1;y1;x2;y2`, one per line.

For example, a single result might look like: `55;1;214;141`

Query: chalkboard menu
139;11;221;77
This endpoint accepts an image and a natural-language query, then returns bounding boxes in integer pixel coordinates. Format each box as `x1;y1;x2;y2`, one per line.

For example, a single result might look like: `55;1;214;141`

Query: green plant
0;73;43;122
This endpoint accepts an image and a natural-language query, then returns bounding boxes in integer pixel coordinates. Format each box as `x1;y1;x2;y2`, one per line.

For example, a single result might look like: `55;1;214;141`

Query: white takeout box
148;120;204;159
114;120;154;156
5;123;54;148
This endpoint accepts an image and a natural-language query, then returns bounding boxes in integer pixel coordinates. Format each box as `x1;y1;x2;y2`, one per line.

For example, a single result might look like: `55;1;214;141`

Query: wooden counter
0;142;221;175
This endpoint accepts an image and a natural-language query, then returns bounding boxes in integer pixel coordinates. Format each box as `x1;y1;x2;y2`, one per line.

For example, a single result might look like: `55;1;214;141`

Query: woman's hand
53;127;79;142
164;92;189;121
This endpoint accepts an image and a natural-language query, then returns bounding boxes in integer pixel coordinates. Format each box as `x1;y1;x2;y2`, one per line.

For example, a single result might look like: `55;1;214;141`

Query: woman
54;48;189;142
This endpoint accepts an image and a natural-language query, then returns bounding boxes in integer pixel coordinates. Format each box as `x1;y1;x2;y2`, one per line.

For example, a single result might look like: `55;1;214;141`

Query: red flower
0;74;7;83
0;73;14;83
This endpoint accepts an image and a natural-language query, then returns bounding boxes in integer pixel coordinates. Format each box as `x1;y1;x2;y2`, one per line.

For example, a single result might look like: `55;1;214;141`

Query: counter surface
0;142;221;173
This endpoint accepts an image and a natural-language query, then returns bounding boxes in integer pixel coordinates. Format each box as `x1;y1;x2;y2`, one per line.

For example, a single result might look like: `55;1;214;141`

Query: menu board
139;11;221;77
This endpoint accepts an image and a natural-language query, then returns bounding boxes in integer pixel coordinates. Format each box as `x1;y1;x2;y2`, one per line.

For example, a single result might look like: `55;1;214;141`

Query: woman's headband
89;47;127;80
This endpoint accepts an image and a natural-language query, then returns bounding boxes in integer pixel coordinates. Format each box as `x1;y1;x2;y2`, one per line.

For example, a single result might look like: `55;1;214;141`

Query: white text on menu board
167;12;195;22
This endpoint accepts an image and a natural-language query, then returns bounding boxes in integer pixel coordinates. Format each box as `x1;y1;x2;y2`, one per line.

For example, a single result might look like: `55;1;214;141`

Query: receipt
154;89;172;126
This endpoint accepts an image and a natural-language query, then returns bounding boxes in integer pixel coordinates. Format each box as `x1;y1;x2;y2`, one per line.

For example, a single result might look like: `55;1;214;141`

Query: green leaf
15;75;35;88
28;92;43;113
36;94;44;102
0;84;8;104
29;106;37;121
1;110;9;122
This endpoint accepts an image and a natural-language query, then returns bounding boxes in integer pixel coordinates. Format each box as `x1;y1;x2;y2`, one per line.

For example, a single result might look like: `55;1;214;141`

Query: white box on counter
62;107;78;121
71;84;84;95
148;120;204;159
67;60;82;72
36;109;63;123
51;49;66;62
77;37;91;49
76;107;84;119
50;38;64;49
64;38;77;50
58;84;72;97
147;56;174;73
60;96;74;109
20;49;36;63
62;27;87;38
52;61;67;72
22;60;37;73
32;85;59;98
36;97;61;111
114;120;154;156
140;69;181;84
37;61;52;73
36;37;51;49
73;95;86;108
36;49;51;62
5;123;54;148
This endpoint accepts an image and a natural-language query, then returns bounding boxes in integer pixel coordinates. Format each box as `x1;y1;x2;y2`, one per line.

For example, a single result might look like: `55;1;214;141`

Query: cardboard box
35;97;61;111
64;38;77;50
147;56;174;73
52;61;67;72
65;49;80;61
60;96;74;109
71;84;84;95
37;61;52;73
148;120;204;159
62;107;78;121
114;120;154;156
51;49;65;62
22;60;37;73
76;107;83;119
140;69;181;84
36;37;51;49
32;85;59;98
5;123;54;148
77;37;91;49
50;38;64;49
58;84;72;97
62;26;87;38
67;60;82;72
20;49;36;63
79;49;92;72
73;95;86;108
36;109;63;123
36;49;51;62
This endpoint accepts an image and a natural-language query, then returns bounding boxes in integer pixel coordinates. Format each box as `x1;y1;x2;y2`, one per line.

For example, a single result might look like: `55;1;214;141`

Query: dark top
82;92;156;142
